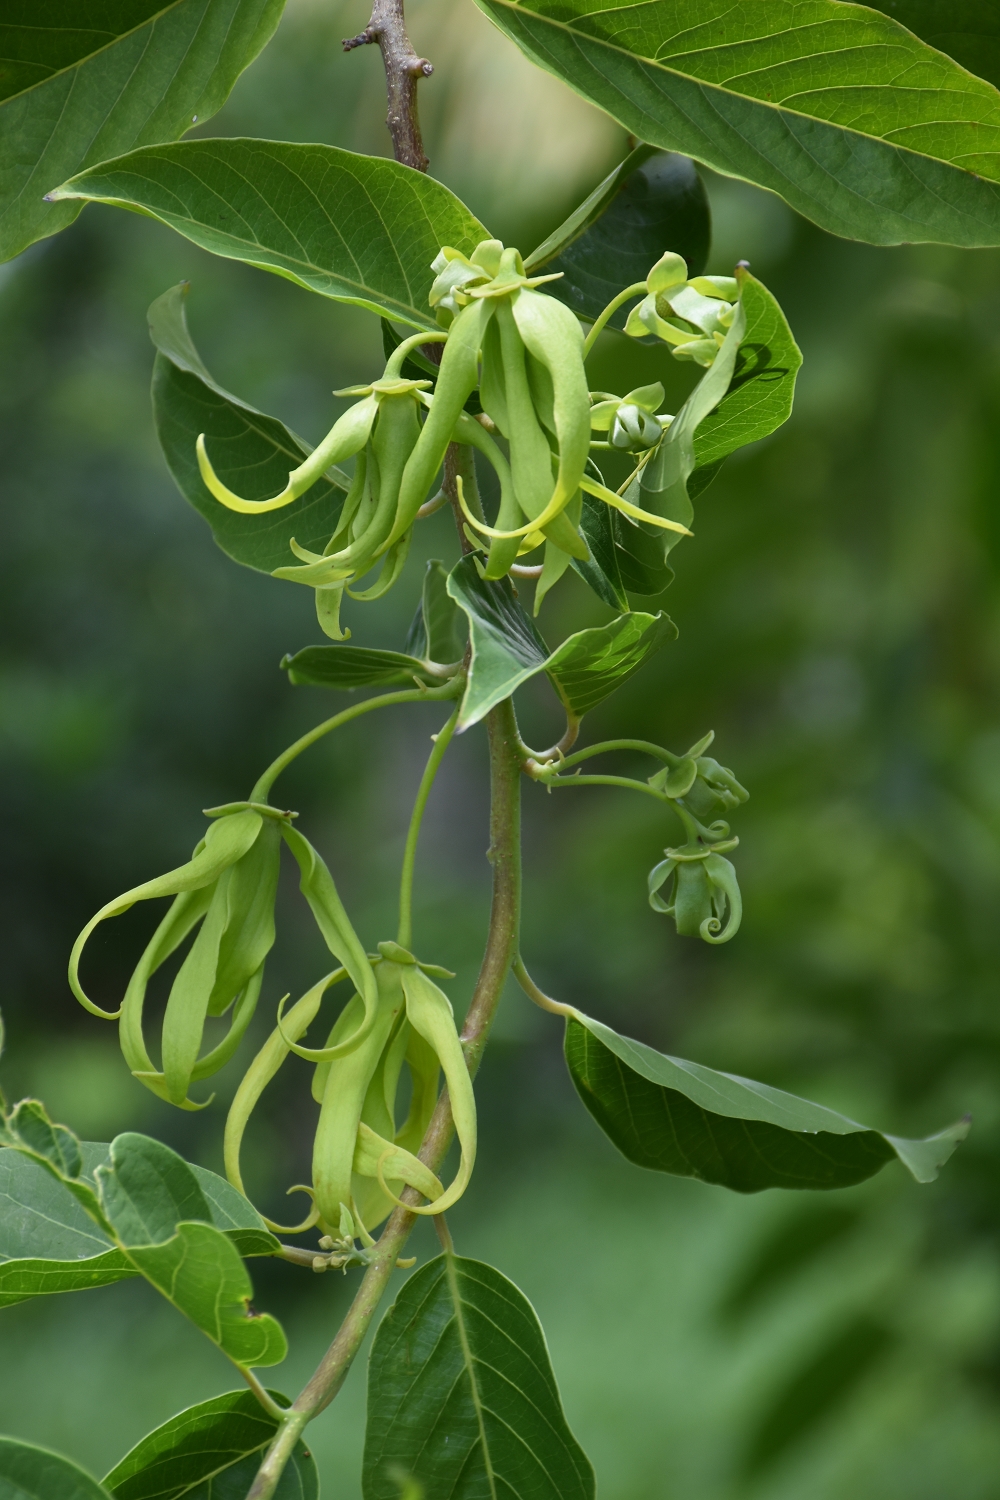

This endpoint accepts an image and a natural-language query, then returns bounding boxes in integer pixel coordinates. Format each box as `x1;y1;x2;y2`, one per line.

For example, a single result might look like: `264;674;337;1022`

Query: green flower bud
648;848;742;944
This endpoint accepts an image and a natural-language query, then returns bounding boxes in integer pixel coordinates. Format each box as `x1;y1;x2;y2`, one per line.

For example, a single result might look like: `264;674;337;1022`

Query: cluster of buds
195;240;744;611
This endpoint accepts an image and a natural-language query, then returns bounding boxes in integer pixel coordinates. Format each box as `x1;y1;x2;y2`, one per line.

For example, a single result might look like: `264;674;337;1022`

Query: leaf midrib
0;1;185;108
487;0;1000;185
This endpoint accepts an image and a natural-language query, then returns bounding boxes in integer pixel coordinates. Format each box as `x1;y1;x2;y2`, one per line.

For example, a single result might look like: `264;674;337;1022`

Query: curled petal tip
196;433;295;513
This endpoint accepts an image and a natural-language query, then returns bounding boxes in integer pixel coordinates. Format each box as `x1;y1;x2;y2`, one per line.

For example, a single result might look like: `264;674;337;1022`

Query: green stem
397;703;460;948
249;679;462;803
246;697;522;1498
582;281;648;359
529;737;678;772
536;771;667;801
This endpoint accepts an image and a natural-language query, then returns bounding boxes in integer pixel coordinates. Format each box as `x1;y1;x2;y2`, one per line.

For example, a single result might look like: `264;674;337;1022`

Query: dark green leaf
869;3;1000;90
363;1254;594;1500
103;1389;318;1500
447;556;674;725
403;560;463;665
446;557;549;727
52;141;488;328
0;1440;111;1500
97;1133;212;1245
528;147;710;327
573;490;629;610
474;0;1000;248
546;610;677;718
0;0;285;263
149;284;348;574
282;645;434;690
565;1012;969;1191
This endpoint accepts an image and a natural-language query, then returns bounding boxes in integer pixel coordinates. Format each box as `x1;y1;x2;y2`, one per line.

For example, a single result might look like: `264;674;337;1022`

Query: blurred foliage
1;1;999;1496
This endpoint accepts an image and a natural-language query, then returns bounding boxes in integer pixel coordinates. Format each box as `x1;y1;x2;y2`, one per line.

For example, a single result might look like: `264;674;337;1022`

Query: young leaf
473;0;1000;248
282;645;437;690
149;284;349;574
0;1438;112;1500
690;272;803;498
50;141;488;328
363;1254;594;1500
404;560;463;665
0;0;285;263
565;1012;970;1192
103;1388;318;1500
528;147;711;327
447;556;675;726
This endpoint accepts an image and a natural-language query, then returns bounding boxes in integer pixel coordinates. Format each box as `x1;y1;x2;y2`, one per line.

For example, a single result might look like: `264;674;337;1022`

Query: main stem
247;698;522;1497
342;0;432;171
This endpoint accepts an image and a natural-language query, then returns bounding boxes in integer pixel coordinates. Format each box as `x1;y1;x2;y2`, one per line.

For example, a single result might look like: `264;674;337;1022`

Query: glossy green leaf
575;488;674;603
475;0;1000;247
96;1134;285;1366
690;270;802;496
0;1439;111;1500
447;555;675;725
868;3;1000;90
282;645;435;690
528;147;710;327
565;1012;970;1191
103;1389;318;1500
0;0;285;263
149;284;349;574
404;560;464;665
1;1135;277;1309
363;1254;594;1500
51;140;488;328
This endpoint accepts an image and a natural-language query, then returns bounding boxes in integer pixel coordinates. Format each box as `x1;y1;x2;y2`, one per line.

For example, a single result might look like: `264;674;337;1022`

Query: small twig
343;0;433;172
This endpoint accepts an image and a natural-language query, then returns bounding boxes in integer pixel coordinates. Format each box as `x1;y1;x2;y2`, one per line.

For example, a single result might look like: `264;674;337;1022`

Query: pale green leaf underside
103;1388;318;1500
51;139;488;328
0;1141;275;1310
0;1437;112;1500
475;0;1000;246
447;555;675;726
363;1254;594;1500
0;0;285;263
566;1011;970;1192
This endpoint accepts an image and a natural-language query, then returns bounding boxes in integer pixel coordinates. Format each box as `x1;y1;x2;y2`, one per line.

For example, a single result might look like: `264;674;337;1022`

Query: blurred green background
2;1;999;1495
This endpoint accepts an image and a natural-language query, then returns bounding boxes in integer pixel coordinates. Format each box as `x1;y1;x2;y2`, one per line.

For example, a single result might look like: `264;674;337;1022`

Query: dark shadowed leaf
149;283;349;573
529;147;710;327
282;645;436;690
51;141;488;328
565;1013;969;1191
474;0;1000;247
363;1254;594;1500
103;1388;317;1500
0;0;285;262
447;556;675;724
868;2;1000;90
404;560;463;665
0;1438;111;1500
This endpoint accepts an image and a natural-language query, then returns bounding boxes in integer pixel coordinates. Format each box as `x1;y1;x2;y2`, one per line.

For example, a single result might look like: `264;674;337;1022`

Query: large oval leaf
51;140;488;328
527;146;710;326
103;1389;317;1500
363;1254;594;1500
565;1012;969;1191
0;0;284;264
475;0;1000;248
149;283;348;573
0;1439;111;1500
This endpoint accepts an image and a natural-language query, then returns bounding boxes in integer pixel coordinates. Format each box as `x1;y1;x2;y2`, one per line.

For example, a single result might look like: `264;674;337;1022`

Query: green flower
625;252;739;367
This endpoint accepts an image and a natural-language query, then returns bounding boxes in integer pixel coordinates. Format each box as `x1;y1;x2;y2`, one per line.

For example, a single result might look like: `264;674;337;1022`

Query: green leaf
447;556;674;726
282;645;434;690
0;1136;276;1311
690;271;802;496
0;1439;111;1500
149;284;349;574
528;147;710;327
565;1012;970;1192
474;0;1000;248
103;1389;318;1500
867;3;1000;90
404;560;463;665
363;1254;594;1500
51;140;488;328
0;0;285;264
96;1134;286;1366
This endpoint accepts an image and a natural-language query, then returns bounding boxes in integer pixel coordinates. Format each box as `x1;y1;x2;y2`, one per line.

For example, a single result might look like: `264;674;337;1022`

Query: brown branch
343;0;433;173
